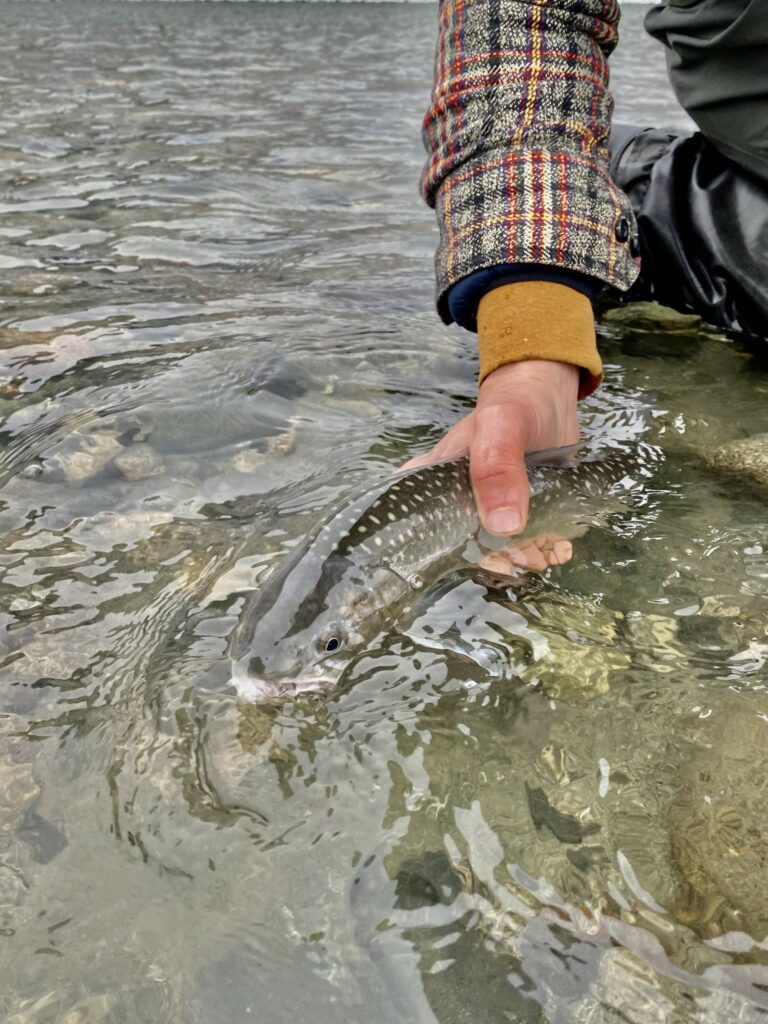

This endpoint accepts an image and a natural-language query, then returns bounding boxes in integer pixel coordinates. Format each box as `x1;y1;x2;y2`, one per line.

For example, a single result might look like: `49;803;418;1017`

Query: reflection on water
0;2;767;1021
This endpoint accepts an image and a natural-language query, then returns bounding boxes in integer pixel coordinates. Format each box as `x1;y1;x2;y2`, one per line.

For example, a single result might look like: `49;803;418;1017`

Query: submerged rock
230;418;298;473
57;995;114;1024
48;432;123;487
707;433;768;493
522;595;630;699
0;764;39;835
668;709;768;940
623;612;681;675
114;443;165;482
602;301;704;334
0;377;22;399
0;714;40;836
0;327;60;349
231;448;268;474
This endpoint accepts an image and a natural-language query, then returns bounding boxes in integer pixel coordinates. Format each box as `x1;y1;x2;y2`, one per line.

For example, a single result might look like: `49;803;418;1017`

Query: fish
229;445;650;700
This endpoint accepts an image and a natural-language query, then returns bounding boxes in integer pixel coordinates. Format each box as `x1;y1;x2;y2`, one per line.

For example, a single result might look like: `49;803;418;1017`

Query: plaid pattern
421;0;641;322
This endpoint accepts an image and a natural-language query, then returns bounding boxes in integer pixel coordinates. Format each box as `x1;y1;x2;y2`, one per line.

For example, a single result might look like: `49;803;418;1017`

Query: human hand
402;359;580;566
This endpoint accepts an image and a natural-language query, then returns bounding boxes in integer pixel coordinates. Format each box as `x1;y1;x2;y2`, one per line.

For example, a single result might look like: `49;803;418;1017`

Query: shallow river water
1;3;768;1022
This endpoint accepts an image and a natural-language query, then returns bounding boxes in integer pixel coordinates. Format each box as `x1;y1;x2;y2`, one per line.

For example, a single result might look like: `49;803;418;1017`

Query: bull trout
230;446;648;700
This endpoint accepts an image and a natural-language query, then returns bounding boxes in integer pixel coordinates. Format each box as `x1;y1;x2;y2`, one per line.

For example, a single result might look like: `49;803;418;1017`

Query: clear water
1;3;766;1021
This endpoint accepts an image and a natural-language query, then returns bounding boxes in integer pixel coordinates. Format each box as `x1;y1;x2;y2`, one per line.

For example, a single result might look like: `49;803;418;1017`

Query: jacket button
615;216;630;244
630;234;641;258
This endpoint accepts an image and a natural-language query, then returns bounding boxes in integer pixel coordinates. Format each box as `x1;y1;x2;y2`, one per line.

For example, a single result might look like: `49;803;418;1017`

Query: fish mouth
229;663;335;702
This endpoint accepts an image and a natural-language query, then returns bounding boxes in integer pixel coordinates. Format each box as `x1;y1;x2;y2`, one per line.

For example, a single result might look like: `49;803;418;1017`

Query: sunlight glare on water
0;3;767;1021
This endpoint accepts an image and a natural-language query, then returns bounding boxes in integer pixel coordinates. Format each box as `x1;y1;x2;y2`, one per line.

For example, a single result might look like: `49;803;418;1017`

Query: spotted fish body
230;448;644;700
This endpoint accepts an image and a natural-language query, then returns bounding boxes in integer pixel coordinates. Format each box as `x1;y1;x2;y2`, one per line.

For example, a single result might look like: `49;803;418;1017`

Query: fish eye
319;629;345;655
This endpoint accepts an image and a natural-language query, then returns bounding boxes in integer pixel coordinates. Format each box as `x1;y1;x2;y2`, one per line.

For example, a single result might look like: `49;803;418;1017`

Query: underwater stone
668;709;768;939
0;327;60;349
58;995;114;1024
114;443;165;482
324;397;381;419
231;448;267;474
0;764;40;835
53;433;123;486
523;599;629;698
231;421;298;473
267;419;298;456
602;301;703;333
707;433;768;492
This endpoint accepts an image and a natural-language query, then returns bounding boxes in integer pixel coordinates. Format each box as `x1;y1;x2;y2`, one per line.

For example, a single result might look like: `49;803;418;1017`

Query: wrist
480;359;579;398
477;280;602;399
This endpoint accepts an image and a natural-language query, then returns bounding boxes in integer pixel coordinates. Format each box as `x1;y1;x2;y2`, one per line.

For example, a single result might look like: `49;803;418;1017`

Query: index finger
399;416;474;472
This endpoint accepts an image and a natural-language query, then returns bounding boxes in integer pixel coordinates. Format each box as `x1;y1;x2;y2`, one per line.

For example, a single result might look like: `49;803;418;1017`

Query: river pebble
602;301;704;334
114;443;165;482
50;433;123;487
708;433;768;492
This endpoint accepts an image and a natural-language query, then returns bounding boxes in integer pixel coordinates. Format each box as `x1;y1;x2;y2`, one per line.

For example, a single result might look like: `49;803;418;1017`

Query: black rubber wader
608;0;768;340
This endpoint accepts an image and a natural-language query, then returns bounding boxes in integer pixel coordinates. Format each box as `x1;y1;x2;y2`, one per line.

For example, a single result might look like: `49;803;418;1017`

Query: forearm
421;0;641;391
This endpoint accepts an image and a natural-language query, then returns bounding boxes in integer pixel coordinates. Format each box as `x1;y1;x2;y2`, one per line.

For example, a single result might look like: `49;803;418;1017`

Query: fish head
229;548;368;701
230;608;356;700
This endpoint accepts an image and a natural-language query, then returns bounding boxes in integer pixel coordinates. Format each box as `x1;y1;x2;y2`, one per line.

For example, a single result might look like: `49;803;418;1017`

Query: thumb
469;405;531;536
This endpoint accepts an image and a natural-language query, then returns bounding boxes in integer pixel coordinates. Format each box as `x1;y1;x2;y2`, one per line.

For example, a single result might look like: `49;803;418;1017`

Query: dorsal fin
523;443;583;469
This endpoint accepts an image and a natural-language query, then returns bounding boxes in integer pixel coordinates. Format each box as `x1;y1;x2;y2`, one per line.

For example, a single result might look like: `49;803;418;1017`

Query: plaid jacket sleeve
421;0;641;323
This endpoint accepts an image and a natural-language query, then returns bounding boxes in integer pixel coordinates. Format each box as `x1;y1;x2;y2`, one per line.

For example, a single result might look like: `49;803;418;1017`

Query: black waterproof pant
608;0;768;340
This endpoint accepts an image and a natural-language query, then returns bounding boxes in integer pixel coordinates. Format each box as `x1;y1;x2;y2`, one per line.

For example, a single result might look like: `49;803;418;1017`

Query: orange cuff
477;280;602;400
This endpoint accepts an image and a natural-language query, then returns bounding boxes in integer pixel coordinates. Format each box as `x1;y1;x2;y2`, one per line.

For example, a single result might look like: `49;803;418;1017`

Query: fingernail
485;508;522;535
552;540;573;564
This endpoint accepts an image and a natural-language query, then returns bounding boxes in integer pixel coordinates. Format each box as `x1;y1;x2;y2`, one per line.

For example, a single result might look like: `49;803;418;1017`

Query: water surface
1;3;766;1022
